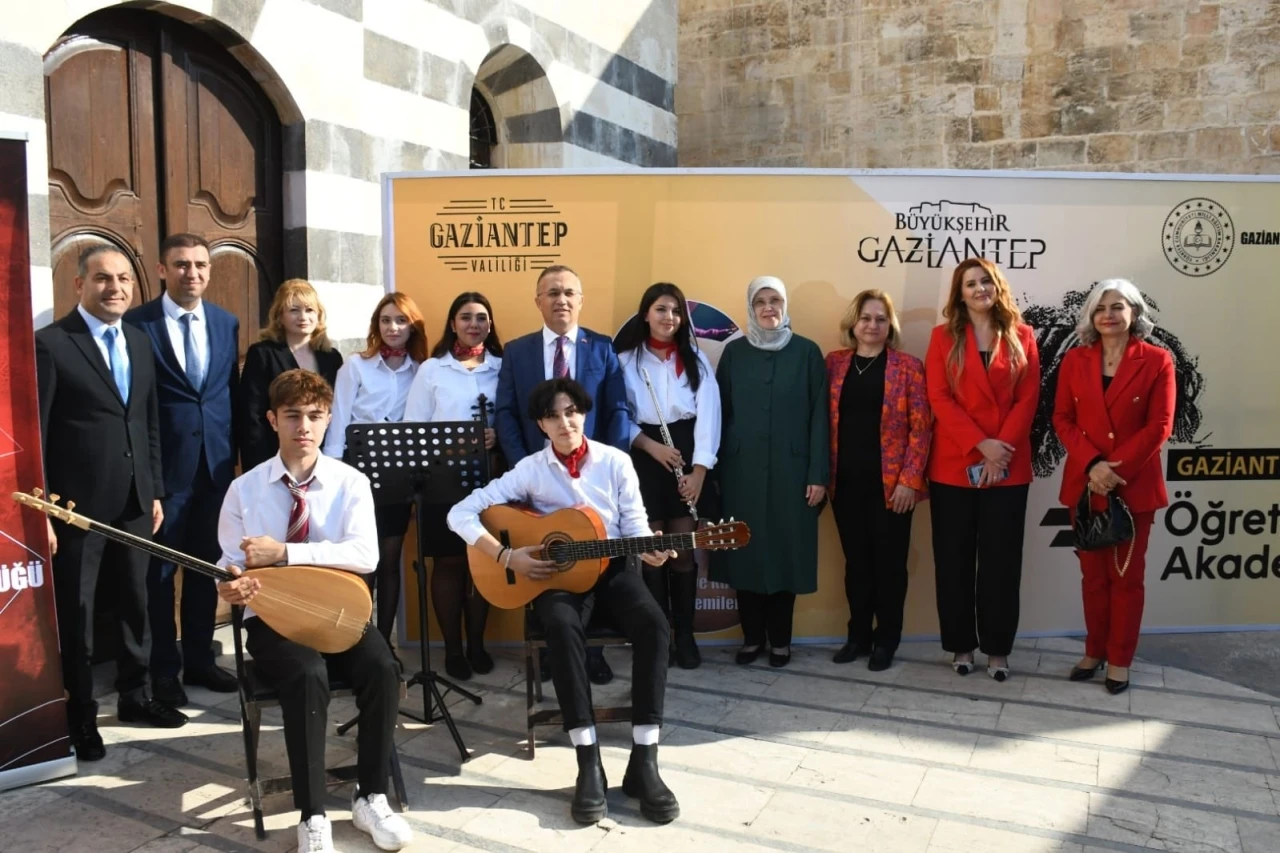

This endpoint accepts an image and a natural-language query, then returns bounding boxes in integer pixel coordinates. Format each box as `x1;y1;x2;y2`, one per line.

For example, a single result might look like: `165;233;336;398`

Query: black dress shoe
586;649;614;685
444;653;473;681
184;665;239;693
622;743;680;823
734;645;762;665
673;631;701;670
1069;660;1104;682
867;647;895;672
768;650;790;668
117;699;188;728
72;719;106;762
468;647;495;675
571;743;608;824
1104;678;1130;695
152;675;188;708
832;642;870;664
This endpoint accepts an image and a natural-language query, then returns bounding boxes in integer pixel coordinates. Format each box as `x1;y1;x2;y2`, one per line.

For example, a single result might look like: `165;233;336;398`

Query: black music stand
340;421;488;762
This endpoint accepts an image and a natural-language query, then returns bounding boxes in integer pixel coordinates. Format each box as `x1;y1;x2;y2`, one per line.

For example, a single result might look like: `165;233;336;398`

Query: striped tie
283;475;312;543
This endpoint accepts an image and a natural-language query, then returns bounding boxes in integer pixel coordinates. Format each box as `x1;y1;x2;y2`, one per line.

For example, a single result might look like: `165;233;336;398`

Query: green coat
710;334;830;594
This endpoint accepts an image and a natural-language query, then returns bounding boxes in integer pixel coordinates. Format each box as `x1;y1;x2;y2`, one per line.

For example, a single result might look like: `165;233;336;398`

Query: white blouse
323;352;419;457
619;345;721;470
403;352;502;424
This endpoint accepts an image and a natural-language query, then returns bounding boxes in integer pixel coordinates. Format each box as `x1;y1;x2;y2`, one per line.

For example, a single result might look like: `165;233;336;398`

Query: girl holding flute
615;283;721;669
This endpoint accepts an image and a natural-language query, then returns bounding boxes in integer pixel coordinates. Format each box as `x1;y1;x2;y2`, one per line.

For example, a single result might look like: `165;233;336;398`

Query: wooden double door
44;8;283;354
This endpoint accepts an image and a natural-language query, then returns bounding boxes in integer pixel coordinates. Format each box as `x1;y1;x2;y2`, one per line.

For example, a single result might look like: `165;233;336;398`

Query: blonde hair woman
240;279;343;470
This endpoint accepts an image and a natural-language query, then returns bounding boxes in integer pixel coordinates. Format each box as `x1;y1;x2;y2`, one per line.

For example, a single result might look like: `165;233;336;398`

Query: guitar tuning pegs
49;494;60;503
32;487;43;497
66;501;76;511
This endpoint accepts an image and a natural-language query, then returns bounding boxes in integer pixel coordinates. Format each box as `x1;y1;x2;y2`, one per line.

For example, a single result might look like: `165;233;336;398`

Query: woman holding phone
924;258;1040;681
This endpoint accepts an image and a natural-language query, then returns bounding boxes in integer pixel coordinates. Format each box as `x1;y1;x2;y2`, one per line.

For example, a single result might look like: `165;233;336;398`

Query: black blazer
239;338;343;470
36;309;164;522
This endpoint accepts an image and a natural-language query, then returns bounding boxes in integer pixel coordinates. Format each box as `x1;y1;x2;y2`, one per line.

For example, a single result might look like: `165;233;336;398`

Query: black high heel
1104;678;1130;695
951;655;974;676
1069;659;1104;682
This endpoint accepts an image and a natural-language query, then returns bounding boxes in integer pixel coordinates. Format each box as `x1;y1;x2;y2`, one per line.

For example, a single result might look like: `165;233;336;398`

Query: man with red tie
215;369;411;853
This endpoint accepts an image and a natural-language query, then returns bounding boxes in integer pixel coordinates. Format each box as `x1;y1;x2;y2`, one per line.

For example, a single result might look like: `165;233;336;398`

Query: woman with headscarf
712;276;829;668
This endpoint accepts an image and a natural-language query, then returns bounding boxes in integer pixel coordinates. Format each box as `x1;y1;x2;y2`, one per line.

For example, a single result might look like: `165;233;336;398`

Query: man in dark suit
124;233;240;706
495;264;634;683
37;245;188;762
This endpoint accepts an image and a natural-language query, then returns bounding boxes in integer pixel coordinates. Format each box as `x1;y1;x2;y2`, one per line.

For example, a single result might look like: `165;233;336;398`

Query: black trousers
245;618;400;817
533;560;668;731
149;454;223;678
832;473;914;651
53;489;150;720
736;590;796;649
929;481;1030;657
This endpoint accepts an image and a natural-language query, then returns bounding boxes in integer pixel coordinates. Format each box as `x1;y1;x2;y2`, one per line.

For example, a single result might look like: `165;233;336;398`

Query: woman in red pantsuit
1052;279;1175;696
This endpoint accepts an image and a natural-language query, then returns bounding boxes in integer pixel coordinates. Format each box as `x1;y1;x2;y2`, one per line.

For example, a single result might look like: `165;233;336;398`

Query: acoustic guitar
12;489;372;654
467;504;750;609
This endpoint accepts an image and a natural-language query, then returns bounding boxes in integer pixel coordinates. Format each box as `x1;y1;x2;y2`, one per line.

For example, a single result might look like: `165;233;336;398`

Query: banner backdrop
385;170;1280;644
0;136;75;789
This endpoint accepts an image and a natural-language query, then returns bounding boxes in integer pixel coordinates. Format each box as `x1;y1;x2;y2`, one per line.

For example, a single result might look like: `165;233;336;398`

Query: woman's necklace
853;350;883;376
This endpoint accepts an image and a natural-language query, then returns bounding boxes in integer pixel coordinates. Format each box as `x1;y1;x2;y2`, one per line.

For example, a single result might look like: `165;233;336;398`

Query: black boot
669;570;701;669
622;743;680;823
571;743;608;824
642;566;674;667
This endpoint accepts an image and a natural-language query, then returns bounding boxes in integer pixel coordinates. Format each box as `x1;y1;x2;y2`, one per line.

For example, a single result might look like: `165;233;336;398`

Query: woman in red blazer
826;290;931;672
1052;279;1174;696
925;258;1040;681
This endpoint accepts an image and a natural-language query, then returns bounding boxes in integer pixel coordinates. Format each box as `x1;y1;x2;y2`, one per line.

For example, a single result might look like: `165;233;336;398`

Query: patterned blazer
826;347;932;504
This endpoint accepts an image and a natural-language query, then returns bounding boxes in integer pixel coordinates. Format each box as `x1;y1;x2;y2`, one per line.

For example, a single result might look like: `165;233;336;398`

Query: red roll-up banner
0;135;75;790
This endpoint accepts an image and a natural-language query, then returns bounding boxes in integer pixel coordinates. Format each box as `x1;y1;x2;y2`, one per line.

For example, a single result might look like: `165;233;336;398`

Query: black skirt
374;502;413;539
421;502;467;558
631;418;718;521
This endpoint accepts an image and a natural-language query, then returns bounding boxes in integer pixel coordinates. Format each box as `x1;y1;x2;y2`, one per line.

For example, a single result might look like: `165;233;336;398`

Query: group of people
36;240;1175;852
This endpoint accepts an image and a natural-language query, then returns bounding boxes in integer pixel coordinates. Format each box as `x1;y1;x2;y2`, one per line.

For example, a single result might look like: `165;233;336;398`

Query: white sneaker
296;815;334;853
352;792;412;851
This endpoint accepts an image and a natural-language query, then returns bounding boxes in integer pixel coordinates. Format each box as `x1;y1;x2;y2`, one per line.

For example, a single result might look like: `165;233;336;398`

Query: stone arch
466;23;564;169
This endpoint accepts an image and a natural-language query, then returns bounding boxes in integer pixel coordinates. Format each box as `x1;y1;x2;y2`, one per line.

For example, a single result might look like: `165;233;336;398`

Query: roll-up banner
384;169;1280;644
0;135;75;790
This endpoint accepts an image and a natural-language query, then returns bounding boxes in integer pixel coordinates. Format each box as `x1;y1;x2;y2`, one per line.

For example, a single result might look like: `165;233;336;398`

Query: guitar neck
545;532;696;563
81;518;235;583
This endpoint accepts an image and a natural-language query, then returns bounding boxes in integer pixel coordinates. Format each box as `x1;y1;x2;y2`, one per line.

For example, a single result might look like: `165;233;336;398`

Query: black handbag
1074;489;1136;567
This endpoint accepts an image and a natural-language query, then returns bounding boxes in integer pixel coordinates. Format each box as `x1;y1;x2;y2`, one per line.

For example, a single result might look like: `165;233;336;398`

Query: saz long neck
79;517;235;583
544;532;697;563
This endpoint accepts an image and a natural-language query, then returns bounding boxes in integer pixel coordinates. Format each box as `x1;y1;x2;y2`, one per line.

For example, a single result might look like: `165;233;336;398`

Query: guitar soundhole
541;532;575;571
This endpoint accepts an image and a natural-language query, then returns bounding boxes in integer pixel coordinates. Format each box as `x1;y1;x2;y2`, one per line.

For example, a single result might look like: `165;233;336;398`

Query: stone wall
0;0;676;336
677;0;1280;175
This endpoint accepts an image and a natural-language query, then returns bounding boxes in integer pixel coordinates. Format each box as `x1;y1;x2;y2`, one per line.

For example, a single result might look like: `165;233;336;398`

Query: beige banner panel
386;170;1280;644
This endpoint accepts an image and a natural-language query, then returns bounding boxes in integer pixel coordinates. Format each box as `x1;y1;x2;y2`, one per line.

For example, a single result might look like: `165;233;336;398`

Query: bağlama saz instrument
13;489;371;653
468;504;750;610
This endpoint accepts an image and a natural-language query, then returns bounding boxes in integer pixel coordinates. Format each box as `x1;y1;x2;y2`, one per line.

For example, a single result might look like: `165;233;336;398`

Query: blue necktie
103;326;129;403
181;313;204;391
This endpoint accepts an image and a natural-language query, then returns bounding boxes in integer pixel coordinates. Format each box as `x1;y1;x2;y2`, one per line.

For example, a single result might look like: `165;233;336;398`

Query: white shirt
160;291;208;375
217;453;379;619
448;440;652;546
324;352;419;457
541;325;579;379
77;304;131;381
619;346;722;469
403;352;502;423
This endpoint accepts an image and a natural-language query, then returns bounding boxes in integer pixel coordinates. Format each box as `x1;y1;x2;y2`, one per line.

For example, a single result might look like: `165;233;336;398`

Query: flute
639;366;698;522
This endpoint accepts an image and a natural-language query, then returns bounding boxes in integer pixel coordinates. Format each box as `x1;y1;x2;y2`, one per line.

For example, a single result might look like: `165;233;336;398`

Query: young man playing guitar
216;369;412;853
448;377;680;825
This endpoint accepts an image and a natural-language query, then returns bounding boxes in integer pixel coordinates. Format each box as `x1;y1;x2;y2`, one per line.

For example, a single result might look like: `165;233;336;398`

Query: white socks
570;725;660;746
632;724;660;746
569;725;598;746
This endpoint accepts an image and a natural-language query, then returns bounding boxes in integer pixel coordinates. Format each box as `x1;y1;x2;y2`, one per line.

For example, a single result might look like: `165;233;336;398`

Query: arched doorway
44;7;283;356
470;88;498;169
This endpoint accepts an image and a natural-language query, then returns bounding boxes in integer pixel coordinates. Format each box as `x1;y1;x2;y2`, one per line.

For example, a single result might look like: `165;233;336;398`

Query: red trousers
1073;510;1155;668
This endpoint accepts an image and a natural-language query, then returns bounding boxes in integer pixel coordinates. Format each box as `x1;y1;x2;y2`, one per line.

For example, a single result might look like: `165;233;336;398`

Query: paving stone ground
3;632;1279;853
